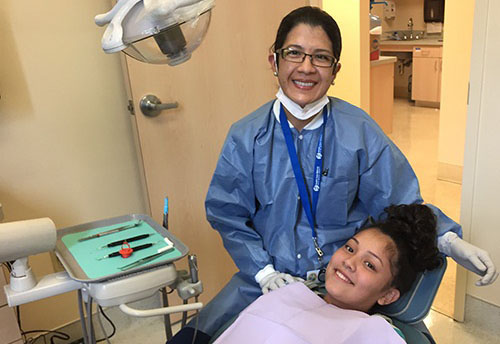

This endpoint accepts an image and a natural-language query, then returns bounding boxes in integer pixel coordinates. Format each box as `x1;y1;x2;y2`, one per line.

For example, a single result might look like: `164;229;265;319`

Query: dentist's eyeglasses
276;48;337;68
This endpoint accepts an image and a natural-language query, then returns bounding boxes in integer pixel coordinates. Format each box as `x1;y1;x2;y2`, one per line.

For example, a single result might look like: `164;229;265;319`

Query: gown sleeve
356;123;462;239
205;127;273;278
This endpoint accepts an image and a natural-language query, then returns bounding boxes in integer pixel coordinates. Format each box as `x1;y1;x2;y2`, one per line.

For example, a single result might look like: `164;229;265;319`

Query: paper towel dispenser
424;0;445;23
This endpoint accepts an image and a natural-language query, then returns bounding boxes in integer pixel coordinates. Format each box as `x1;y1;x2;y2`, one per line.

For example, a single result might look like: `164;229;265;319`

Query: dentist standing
168;6;498;344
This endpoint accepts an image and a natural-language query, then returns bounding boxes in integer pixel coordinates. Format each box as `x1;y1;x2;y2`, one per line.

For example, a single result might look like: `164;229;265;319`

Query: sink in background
387;30;425;41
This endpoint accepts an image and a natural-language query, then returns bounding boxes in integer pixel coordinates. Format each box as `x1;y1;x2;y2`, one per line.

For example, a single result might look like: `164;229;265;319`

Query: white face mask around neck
276;87;329;121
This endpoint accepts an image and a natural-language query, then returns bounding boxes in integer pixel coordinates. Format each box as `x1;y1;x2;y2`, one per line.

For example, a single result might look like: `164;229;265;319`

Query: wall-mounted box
424;0;445;23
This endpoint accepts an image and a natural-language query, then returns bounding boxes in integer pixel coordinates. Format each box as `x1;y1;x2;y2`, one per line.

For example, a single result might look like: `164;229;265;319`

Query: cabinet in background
412;46;442;104
370;57;396;134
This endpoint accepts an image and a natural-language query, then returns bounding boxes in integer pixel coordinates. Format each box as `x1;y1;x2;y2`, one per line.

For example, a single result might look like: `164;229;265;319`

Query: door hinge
127;100;135;115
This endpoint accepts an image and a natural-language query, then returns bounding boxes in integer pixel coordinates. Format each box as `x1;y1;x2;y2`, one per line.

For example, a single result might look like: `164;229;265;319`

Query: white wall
437;0;474;183
461;0;500;307
0;1;146;331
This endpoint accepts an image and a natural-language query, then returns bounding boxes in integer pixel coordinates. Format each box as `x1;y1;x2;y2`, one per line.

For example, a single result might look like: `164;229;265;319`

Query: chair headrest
372;254;447;324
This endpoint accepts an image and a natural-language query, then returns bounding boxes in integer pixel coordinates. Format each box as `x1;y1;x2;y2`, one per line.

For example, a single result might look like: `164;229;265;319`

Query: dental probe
97;233;152;250
118;242;175;271
95;241;161;261
78;220;143;242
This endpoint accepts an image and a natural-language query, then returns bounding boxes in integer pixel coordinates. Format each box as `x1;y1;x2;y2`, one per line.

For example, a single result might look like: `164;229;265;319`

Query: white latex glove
255;264;303;294
438;232;499;286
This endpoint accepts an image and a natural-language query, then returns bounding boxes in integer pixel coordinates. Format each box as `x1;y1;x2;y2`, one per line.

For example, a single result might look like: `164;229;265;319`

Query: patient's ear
377;288;400;306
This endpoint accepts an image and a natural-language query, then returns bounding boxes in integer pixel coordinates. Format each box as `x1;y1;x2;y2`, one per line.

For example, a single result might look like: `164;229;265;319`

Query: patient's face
323;228;399;312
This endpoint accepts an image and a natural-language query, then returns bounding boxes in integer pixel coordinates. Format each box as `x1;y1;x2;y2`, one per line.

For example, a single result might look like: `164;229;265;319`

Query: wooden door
124;0;308;306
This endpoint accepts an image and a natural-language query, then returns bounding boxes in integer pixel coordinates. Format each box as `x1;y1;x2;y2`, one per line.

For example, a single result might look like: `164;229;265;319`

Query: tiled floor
424;308;500;344
107;98;497;343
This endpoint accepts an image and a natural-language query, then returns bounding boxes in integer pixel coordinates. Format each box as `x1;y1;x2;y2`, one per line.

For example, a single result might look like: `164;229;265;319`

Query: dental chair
209;255;447;344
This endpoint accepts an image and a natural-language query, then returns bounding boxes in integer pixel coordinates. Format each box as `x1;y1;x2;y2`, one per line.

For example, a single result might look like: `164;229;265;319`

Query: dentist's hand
259;272;296;294
255;264;303;294
438;232;498;286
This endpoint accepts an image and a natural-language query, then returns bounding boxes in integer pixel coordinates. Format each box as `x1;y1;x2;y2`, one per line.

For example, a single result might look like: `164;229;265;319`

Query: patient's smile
335;269;353;284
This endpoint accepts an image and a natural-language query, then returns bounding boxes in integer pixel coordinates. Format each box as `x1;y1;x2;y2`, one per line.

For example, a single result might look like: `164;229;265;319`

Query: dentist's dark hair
363;204;441;295
272;6;342;67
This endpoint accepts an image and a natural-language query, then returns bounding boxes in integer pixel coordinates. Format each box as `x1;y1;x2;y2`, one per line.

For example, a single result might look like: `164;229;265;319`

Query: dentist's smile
293;80;316;89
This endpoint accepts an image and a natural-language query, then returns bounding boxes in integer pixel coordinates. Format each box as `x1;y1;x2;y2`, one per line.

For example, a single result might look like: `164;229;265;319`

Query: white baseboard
415;100;440;108
438;162;463;184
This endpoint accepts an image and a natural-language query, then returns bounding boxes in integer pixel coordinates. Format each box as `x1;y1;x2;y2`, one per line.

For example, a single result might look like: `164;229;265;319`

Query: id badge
306;268;326;284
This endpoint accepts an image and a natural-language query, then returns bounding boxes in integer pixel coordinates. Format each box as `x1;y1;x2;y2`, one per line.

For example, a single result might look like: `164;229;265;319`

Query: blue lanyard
279;104;328;262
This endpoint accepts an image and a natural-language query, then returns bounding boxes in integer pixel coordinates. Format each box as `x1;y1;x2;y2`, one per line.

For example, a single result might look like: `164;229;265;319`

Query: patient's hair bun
370;203;442;294
384;204;441;272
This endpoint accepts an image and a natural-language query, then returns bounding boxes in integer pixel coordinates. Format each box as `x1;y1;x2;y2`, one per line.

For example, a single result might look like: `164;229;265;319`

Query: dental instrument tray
55;214;188;283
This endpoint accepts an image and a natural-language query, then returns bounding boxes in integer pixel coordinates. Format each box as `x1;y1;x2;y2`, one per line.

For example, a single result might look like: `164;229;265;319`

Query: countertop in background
380;39;443;46
371;55;397;66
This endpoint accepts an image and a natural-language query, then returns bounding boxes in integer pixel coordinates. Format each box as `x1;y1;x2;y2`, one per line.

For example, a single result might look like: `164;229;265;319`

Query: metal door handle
140;95;178;117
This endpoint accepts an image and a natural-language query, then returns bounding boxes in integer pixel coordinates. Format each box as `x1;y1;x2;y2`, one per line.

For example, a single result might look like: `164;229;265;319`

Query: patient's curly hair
365;204;441;295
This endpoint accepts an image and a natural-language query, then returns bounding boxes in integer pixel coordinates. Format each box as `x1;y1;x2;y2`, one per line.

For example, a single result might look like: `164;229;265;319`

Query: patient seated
213;204;441;344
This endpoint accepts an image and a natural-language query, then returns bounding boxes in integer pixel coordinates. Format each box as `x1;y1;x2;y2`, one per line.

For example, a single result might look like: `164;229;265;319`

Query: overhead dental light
95;0;215;65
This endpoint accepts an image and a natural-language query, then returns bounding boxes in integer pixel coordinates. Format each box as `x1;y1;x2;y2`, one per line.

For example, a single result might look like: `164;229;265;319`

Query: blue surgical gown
193;97;461;336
